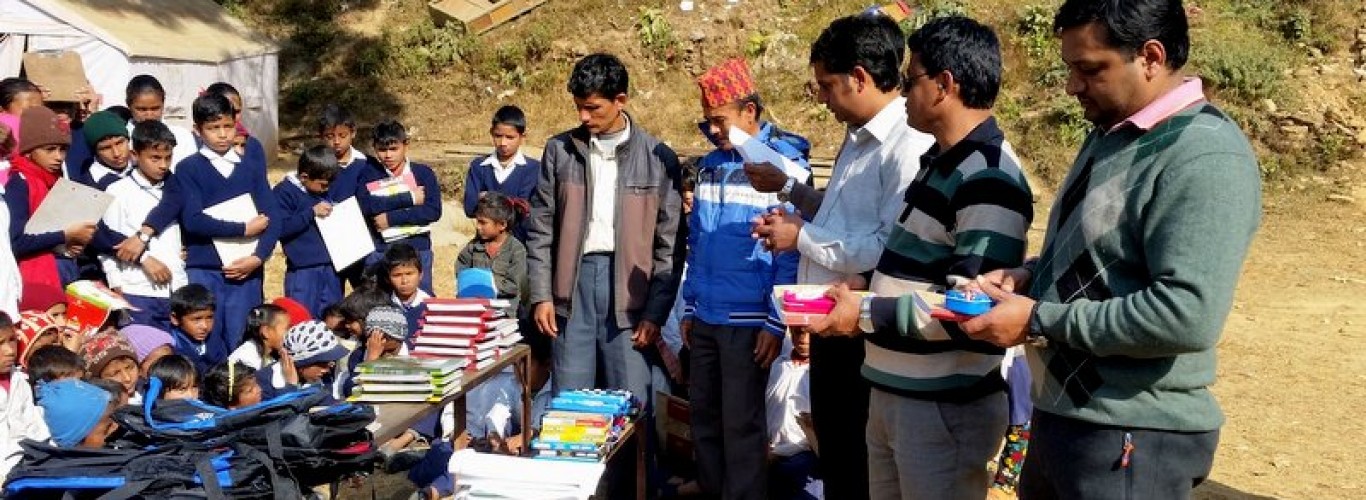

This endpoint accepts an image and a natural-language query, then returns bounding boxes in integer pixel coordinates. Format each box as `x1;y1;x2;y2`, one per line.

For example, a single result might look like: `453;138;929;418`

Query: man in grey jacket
526;53;683;433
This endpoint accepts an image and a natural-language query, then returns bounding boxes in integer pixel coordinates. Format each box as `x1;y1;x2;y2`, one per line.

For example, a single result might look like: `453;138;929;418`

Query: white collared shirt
99;169;188;298
89;162;130;187
392;289;431;310
341;146;366;167
583;120;631;254
198;146;242;179
481;151;527;184
796;97;932;284
129;122;198;173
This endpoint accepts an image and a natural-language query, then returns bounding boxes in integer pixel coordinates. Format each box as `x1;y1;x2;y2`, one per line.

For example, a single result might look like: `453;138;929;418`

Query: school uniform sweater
273;174;331;270
1027;80;1261;432
171;327;214;375
392;290;430;346
64;124;92;176
68;158;130;191
356;160;443;251
175;150;280;269
462;153;539;241
327;148;369;204
865;117;1034;402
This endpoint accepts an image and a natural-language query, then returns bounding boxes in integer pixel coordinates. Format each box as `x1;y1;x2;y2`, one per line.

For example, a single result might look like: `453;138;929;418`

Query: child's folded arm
274;193;314;241
250;182;282;261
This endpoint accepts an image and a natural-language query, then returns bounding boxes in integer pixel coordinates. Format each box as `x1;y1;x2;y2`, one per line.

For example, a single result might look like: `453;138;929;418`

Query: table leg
518;355;532;456
636;423;646;500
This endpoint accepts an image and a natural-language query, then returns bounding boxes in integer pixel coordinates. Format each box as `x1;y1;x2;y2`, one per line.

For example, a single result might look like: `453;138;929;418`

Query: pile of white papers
449;449;604;500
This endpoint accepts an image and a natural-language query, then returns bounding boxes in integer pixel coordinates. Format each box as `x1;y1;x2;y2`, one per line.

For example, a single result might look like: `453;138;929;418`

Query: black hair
298;145;341;180
191;93;234;125
736;93;765;119
809;15;906;92
148;354;198;398
131;120;178;152
89;378;125;403
204;82;241;101
0;311;12;331
170;284;216;318
567;53;629;100
371;119;408;147
1053;0;1190;70
338;288;392;325
0;78;40;111
27;345;83;383
124;75;166;105
490;105;528;134
906;16;1003;109
202;362;258;408
473;192;528;229
107;106;133;122
242;304;287;355
321;304;343;319
318;103;356;132
382;243;421;275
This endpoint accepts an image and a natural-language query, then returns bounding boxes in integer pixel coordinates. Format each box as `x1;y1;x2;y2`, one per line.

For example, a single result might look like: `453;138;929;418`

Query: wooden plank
367;345;530;443
429;0;548;34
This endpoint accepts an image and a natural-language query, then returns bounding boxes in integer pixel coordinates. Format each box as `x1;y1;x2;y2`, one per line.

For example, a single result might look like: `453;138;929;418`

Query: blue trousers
364;247;434;295
551;254;666;498
187;268;263;365
124;294;172;333
284;265;343;319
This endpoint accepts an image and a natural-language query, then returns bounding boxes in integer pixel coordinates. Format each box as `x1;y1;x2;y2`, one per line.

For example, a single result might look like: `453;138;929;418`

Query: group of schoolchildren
0;54;826;499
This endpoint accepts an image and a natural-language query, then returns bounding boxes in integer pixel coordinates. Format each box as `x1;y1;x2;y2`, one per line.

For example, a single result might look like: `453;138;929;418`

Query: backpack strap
194;454;227;500
100;479;155;500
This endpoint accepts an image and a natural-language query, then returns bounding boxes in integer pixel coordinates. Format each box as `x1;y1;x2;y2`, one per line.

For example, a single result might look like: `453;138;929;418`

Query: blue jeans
186;268;263;365
284;265;343;318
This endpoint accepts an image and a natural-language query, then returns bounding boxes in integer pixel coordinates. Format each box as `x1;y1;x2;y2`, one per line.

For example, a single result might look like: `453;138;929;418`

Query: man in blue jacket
681;58;810;500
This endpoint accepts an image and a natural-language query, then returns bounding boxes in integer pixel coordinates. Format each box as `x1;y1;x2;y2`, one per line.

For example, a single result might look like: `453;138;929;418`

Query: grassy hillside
223;0;1365;191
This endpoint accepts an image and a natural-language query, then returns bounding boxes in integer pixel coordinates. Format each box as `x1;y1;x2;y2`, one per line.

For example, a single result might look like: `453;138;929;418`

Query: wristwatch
137;231;153;244
776;177;796;203
1026;301;1048;348
859;294;876;333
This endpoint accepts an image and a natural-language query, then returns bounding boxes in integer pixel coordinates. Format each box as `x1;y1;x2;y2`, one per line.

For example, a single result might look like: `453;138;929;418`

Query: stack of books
412;298;523;370
365;176;431;242
530;390;636;462
346;357;464;403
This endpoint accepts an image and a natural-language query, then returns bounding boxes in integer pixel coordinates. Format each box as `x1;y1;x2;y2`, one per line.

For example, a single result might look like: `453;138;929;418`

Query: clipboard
24;178;112;236
22;51;87;103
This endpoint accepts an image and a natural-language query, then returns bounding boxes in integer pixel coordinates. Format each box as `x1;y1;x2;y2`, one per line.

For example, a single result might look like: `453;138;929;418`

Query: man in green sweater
960;0;1261;498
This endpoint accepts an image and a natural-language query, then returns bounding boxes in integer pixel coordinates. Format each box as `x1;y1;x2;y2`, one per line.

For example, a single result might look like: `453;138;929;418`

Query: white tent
0;0;280;158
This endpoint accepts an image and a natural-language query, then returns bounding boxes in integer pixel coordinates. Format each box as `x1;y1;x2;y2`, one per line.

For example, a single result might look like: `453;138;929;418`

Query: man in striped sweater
960;0;1262;498
814;16;1033;500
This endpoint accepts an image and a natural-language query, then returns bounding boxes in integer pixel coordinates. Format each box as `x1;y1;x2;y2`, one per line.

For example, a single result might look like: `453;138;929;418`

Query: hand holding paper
729;126;810;183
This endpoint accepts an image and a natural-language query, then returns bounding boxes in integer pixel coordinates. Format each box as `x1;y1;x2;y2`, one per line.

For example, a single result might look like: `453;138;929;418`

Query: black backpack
4;440;295;500
112;378;379;489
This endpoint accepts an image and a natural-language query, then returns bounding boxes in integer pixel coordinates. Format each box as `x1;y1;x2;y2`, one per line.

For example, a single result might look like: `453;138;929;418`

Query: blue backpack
4;440;293;499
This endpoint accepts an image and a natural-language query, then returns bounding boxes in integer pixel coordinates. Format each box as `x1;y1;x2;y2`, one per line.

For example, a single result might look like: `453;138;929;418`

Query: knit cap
36;378;111;447
284;321;348;366
16;311;60;367
81;332;137;377
271;297;313;327
82;110;129;149
365;305;407;341
18;106;70;154
121;325;174;363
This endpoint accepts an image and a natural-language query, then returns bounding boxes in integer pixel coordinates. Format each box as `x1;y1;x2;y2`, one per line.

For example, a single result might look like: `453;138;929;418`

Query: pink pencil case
782;290;836;314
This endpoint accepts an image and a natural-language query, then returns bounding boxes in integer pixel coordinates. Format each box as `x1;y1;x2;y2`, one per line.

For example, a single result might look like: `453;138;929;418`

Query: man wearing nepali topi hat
683;57;812;500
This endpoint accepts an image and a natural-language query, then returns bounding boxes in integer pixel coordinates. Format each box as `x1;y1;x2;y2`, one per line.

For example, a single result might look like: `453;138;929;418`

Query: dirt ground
306;167;1366;499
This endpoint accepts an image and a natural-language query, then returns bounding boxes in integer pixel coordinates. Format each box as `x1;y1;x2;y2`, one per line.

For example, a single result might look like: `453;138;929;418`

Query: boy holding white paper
99;121;187;332
176;93;278;365
684;57;810;500
274;145;342;318
356;119;442;294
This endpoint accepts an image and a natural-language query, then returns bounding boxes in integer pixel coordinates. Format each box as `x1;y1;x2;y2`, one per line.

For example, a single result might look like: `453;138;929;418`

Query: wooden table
367;345;531;444
596;419;646;500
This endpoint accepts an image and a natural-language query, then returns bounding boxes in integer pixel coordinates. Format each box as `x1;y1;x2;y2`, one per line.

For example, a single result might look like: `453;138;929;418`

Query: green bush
1192;26;1288;103
637;7;678;60
900;0;967;34
1016;3;1067;87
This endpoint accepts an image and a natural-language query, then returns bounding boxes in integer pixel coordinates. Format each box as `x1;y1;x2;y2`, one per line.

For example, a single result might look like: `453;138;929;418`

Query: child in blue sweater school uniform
318;105;370;289
275;146;343;318
168;284;217;375
462;106;540;242
356;120;442;294
175;93;280;365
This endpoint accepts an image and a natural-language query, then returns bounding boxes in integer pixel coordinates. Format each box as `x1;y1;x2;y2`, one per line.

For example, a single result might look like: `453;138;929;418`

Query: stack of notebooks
412;298;523;370
346;357;464;403
365;176;431;242
530;390;636;462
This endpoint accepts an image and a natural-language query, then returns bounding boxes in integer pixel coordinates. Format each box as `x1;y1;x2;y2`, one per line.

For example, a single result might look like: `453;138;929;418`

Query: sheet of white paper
203;194;259;264
448;449;603;500
316;197;375;272
24;178;114;235
728;126;811;183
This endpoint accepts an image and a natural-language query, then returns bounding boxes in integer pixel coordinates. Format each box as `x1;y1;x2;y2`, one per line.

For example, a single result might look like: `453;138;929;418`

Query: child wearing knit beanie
81;332;140;403
77;110;131;189
36;378;115;448
121;324;175;378
6;105;96;296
